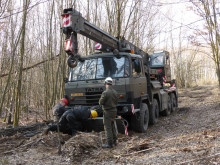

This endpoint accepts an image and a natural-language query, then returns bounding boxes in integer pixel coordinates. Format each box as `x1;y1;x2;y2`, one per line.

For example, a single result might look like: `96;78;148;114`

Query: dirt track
0;86;220;165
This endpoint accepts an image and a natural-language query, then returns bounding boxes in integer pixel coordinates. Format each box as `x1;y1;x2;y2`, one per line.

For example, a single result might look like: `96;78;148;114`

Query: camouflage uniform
58;106;91;135
52;103;67;122
99;86;118;145
44;103;67;135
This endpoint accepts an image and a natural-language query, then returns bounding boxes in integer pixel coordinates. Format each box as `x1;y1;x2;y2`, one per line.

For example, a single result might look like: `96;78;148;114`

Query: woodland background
0;0;220;126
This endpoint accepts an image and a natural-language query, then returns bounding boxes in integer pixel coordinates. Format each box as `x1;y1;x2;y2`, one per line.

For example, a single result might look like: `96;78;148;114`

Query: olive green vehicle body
64;52;178;133
61;8;178;133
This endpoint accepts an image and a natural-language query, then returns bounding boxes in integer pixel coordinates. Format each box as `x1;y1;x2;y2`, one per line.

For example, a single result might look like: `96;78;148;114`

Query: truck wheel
161;95;171;116
171;93;177;112
131;103;149;133
149;99;159;125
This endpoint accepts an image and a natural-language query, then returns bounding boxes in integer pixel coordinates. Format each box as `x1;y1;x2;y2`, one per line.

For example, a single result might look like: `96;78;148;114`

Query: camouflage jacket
52;103;67;122
99;86;118;111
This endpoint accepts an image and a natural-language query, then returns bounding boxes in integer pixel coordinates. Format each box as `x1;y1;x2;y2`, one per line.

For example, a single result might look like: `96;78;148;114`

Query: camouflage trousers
103;110;117;145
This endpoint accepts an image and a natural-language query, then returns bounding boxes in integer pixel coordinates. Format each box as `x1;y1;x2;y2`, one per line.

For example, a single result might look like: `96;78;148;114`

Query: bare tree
0;0;9;18
190;0;220;87
13;0;30;126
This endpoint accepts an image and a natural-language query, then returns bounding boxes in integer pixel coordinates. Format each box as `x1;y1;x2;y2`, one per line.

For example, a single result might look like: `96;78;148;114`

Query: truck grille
85;91;102;104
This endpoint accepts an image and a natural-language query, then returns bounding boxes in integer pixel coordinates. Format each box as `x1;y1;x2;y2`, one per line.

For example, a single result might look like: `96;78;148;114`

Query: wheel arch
141;94;150;109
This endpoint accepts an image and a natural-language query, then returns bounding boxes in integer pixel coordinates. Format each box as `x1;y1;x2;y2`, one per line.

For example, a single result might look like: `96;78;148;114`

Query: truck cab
64;52;151;133
149;51;171;84
65;52;147;113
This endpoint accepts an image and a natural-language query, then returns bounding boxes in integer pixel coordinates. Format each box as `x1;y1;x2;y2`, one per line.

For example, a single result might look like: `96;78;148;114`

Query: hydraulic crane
61;8;178;134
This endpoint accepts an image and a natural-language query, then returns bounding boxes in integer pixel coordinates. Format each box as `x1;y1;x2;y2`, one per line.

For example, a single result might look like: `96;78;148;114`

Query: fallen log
0;123;46;136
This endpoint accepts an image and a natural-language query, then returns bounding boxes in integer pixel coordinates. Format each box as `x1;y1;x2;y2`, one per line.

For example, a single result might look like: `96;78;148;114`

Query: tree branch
0;54;60;78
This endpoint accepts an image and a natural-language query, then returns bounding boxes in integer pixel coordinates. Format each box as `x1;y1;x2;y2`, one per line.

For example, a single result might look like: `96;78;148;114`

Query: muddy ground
0;85;220;165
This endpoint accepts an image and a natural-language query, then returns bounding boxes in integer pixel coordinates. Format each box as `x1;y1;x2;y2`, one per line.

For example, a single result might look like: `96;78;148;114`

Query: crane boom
62;8;148;67
71;9;118;50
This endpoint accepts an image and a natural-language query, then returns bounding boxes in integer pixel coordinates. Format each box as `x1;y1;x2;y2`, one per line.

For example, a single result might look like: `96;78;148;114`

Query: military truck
61;8;178;133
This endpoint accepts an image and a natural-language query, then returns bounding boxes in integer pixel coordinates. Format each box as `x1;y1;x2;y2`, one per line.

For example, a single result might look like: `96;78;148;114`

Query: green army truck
61;8;178;133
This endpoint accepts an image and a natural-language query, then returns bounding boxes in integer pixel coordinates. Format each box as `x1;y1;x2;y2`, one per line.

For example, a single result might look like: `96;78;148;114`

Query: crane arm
62;8;148;67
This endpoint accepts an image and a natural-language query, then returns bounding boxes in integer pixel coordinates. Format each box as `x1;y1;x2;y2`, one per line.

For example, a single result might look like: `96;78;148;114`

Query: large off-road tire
161;95;171;116
149;99;159;125
131;103;149;133
171;93;177;112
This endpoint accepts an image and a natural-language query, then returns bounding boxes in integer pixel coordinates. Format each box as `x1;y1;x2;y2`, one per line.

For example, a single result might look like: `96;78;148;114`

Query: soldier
99;77;118;148
58;105;102;136
44;98;68;135
102;58;117;77
44;104;102;136
53;98;69;122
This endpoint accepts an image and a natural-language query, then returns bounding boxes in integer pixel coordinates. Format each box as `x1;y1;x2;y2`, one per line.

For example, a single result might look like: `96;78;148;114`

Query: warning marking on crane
95;42;102;49
62;14;72;28
65;36;73;53
163;76;167;85
170;83;176;90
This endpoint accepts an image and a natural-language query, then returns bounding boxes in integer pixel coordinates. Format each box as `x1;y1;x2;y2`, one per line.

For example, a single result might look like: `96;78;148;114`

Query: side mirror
113;49;120;58
63;77;68;83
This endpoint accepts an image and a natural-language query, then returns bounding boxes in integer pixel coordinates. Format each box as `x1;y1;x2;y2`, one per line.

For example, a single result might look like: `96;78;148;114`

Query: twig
120;147;155;156
57;123;62;155
3;138;42;154
4;107;13;115
175;152;220;165
100;132;104;147
3;150;14;155
15;139;25;148
41;140;50;147
207;117;220;124
19;120;25;126
28;109;44;121
0;54;60;78
18;137;42;149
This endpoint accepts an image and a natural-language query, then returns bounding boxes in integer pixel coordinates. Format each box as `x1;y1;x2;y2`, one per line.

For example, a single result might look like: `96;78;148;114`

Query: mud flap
83;117;126;134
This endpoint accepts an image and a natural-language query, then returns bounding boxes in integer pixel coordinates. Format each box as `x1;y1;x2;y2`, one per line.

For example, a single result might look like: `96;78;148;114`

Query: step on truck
61;8;178;134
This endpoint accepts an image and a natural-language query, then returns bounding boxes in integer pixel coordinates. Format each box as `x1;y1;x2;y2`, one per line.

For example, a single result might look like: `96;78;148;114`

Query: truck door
129;58;147;108
164;53;171;82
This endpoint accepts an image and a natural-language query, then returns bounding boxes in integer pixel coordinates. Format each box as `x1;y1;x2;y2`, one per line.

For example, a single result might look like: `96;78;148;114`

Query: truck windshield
68;56;128;81
150;53;164;67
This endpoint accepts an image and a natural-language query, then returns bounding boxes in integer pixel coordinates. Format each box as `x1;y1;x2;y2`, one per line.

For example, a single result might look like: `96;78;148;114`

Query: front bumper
67;104;140;115
83;117;126;134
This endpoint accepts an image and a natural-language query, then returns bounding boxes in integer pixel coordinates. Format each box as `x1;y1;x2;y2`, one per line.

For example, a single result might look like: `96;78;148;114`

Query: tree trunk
13;0;29;127
0;7;23;116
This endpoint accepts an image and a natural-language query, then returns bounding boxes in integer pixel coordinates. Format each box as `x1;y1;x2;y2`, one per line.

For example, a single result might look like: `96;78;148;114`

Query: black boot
43;124;57;135
102;143;113;148
43;127;50;135
71;129;77;136
113;140;117;146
